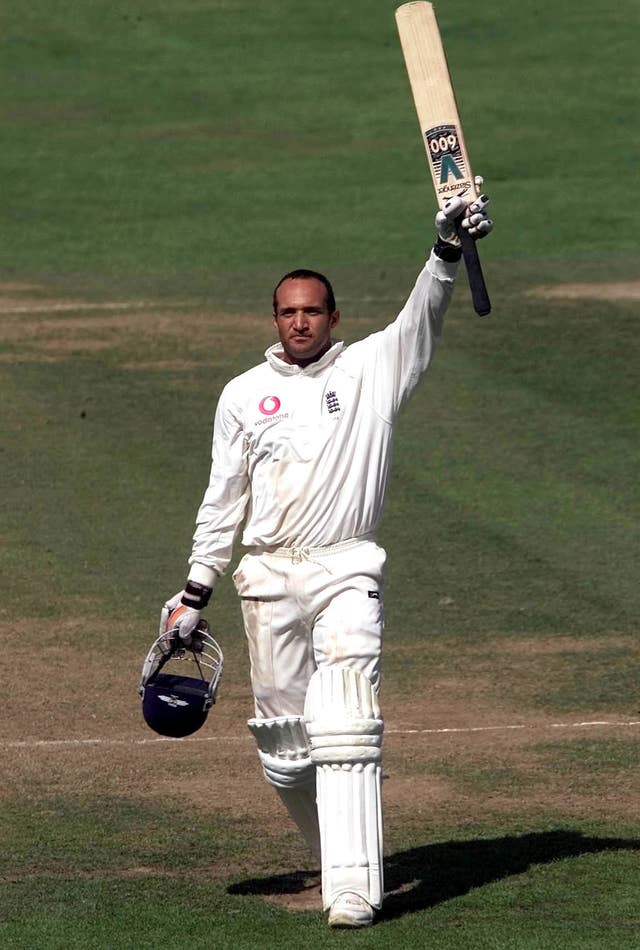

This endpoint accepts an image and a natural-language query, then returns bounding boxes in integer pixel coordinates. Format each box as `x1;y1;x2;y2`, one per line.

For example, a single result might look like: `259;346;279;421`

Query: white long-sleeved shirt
188;252;458;588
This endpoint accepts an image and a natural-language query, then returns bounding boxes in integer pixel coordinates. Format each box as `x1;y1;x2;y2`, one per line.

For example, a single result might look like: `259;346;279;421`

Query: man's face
273;277;340;366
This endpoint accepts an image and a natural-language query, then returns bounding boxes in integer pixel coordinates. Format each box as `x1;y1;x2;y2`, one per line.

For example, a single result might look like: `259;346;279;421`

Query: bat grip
456;221;491;317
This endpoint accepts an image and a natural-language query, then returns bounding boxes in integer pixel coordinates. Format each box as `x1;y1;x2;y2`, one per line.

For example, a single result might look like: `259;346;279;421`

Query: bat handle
457;223;491;317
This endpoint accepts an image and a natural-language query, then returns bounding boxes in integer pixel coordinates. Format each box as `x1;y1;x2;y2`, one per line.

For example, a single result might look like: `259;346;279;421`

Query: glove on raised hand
435;178;493;247
159;581;212;646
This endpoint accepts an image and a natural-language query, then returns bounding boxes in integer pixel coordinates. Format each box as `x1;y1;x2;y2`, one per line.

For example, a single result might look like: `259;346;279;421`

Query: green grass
2;839;639;949
1;0;639;946
535;738;640;774
1;0;639;294
0;797;258;875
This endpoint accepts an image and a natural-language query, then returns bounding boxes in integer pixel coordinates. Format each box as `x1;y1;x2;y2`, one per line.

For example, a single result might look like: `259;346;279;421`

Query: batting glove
462;193;493;239
435;178;494;247
159;581;213;647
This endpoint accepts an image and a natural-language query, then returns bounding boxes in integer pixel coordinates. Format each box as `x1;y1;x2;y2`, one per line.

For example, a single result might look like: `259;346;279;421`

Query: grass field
1;1;639;946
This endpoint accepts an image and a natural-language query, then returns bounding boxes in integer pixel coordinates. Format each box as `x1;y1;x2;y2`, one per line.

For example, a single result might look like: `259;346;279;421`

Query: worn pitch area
2;280;640;364
2;616;638;909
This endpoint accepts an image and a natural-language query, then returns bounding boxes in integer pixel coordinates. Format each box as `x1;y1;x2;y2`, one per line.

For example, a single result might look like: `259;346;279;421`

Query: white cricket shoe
328;891;374;928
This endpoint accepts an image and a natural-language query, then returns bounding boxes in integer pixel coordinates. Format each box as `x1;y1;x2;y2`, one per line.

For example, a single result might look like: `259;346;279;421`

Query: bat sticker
425;123;467;185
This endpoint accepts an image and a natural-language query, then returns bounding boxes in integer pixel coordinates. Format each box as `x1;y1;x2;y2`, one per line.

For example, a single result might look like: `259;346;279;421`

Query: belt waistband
251;533;376;559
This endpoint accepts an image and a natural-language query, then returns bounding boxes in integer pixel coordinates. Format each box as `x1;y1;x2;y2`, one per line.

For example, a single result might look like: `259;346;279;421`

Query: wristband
181;580;213;610
433;238;462;262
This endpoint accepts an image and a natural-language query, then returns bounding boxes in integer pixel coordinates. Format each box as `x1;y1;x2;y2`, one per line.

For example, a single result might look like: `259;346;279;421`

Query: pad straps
304;667;384;909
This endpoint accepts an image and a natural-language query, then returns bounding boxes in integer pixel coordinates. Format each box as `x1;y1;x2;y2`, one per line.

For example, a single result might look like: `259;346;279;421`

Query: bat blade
395;1;491;316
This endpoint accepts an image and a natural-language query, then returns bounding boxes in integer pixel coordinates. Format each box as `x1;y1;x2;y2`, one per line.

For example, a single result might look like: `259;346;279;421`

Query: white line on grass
389;720;640;735
3;720;639;750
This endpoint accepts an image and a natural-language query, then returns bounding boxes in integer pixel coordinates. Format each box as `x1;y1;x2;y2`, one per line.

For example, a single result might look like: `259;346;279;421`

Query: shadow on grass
228;869;320;898
228;829;640;921
382;829;640;921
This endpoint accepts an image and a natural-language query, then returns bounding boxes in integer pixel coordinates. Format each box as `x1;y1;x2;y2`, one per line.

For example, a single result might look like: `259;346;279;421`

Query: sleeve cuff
427;248;460;282
187;562;219;589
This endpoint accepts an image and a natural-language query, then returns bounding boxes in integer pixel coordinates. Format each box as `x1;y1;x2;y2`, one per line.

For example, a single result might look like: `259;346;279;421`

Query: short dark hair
272;268;336;314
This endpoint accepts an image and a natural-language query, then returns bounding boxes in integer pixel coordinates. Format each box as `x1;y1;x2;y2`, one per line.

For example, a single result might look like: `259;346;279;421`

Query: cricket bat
395;1;491;316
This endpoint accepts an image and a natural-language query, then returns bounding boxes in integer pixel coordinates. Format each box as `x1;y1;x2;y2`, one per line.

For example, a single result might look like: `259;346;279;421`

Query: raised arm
362;192;493;421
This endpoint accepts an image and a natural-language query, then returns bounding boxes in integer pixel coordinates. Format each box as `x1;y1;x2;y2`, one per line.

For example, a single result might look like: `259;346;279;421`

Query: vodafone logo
255;395;288;426
259;396;281;415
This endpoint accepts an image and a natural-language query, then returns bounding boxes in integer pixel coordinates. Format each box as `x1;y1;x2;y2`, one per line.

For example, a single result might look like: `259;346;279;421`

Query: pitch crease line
3;720;639;750
387;720;640;735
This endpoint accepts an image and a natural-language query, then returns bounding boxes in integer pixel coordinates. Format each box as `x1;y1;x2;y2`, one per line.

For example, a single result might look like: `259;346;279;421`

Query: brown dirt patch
0;307;274;366
0;284;385;368
2;617;638;838
0;311;269;341
255;874;323;911
0;282;42;293
529;281;640;301
0;282;278;366
120;359;215;371
0;299;158;314
481;634;633;654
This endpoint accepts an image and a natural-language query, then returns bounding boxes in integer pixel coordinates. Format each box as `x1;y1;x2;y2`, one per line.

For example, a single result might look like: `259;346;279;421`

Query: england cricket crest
425;123;472;200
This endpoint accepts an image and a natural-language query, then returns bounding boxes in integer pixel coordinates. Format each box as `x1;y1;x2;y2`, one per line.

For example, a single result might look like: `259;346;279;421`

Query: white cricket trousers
232;536;386;717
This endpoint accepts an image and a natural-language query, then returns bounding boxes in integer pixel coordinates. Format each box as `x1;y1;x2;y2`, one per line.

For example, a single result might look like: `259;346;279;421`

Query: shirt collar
265;339;344;376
